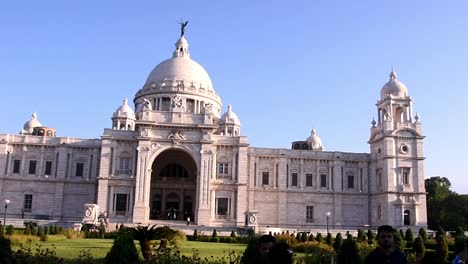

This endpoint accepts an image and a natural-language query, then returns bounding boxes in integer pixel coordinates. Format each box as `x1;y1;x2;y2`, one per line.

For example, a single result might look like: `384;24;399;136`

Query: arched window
403;210;410;225
301;143;309;150
293;143;301;150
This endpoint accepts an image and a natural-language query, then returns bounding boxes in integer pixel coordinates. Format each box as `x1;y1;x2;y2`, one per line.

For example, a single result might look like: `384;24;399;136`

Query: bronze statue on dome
179;20;189;37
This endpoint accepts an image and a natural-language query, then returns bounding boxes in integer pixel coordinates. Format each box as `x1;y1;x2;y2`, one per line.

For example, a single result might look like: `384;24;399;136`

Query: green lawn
11;236;246;260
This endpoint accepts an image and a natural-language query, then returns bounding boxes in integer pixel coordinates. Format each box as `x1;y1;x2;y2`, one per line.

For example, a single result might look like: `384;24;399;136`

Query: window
45;161;52;176
28;160;37;174
306;174;313;187
403;210;410;225
377;205;381;220
291;173;298;187
347;175;354;189
306;206;314;223
218;163;229;175
320;174;327;188
24;194;33;212
401;168;410;185
217;198;229;219
118;157;131;174
13;160;21;174
262;172;269;185
114;193;128;215
76;163;84;177
376;169;382;188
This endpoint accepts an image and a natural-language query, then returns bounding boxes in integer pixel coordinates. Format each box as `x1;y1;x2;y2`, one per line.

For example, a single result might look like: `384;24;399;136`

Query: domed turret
113;98;135;119
220;105;240;125
21;113;42;135
306;129;324;151
218;105;241;136
380;69;408;99
112;98;136;130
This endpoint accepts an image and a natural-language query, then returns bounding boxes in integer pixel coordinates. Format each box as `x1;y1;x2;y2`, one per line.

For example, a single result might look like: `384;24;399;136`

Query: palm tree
133;225;159;261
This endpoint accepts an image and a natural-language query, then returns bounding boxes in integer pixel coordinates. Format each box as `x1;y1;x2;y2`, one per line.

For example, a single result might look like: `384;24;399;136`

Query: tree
357;229;367;242
425;176;453;229
325;233;333;246
133;225;159;261
316;232;323;242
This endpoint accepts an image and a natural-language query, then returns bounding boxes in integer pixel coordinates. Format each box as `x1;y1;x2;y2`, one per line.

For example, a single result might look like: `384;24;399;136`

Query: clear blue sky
1;1;467;193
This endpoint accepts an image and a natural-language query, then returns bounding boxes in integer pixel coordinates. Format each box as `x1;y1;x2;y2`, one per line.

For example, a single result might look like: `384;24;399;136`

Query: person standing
365;225;408;264
452;238;468;264
186;216;190;226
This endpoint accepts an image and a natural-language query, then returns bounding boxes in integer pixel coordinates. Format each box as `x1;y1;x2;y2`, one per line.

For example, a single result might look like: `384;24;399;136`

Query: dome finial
390;66;397;80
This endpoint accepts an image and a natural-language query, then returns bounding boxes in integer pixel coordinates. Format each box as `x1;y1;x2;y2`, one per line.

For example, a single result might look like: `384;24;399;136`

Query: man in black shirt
365;225;408;264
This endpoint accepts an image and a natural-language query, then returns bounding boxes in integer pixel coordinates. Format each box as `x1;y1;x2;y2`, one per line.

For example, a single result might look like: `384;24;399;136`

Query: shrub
40;234;48;242
212;229;218;238
405;228;414;243
4;225;13;236
43;226;49;235
275;234;297;245
435;234;448;263
436;227;445;238
230;230;237;238
296;232;302;242
308;233;315;242
301;232;308;243
393;229;405;252
413;236;425;261
63;228;85;239
418;227;427;241
0;235;14;262
0;225;4;237
37;226;44;237
99;223;106;239
24;225;31;235
325;233;333;246
357;229;367;242
337;236;360;264
316;233;323;243
105;231;139;264
193;229;198;240
333;233;343;251
367;230;375;244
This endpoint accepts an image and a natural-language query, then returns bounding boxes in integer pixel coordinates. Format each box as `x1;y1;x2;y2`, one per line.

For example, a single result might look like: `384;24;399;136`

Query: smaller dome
220;105;240;125
306;129;324;150
113;98;135;119
380;69;408;99
22;113;42;134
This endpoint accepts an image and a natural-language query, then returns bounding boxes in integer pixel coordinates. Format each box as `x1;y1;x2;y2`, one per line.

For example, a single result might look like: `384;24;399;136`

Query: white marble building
0;31;427;230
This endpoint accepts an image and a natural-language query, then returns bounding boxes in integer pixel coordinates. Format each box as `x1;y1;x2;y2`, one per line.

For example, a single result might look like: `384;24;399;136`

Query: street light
3;199;10;227
325;211;331;234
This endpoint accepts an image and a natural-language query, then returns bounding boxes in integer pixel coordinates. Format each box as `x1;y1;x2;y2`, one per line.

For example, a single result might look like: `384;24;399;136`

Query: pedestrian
452;237;468;264
365;225;408;264
187;216;190;226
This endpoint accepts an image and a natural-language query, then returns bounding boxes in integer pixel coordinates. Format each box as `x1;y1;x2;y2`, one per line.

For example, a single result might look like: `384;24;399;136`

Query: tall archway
149;149;197;220
403;209;411;225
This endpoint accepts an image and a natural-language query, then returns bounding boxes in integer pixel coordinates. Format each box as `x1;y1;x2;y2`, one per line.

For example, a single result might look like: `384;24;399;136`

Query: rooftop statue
179;20;189;37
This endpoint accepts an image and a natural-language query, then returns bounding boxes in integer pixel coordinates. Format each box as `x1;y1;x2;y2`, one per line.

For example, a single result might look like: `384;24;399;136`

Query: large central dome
144;36;214;92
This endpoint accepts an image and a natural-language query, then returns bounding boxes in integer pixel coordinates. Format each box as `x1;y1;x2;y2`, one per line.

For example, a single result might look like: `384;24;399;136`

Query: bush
333;233;343;251
230;230;237;238
337;236;360;264
325;233;333;246
193;229;198;241
367;230;375;244
275;234;297;245
212;229;218;238
405;228;414;243
316;233;323;243
63;228;85;239
40;234;48;242
24;225;31;235
393;229;405;252
418;227;427;241
105;231;139;264
308;233;315;242
0;225;4;237
0;235;14;262
99;223;106;239
301;232;308;243
292;241;334;254
413;236;425;261
357;229;367;242
435;234;448;263
5;225;14;236
43;226;49;235
37;226;44;237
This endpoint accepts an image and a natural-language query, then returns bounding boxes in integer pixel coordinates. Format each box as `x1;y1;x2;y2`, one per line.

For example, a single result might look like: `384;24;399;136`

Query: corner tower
368;69;427;228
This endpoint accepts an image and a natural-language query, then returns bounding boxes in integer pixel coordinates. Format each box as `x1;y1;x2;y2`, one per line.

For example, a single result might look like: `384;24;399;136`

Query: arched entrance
149;149;197;221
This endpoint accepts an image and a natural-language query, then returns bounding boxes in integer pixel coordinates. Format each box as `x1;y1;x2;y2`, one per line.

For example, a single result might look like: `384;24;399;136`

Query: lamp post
3;199;10;226
325;211;331;234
